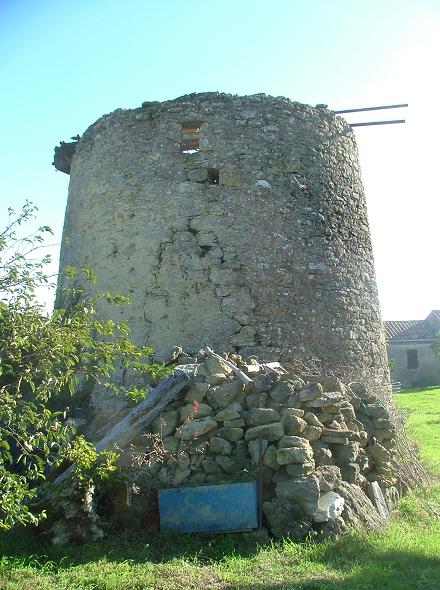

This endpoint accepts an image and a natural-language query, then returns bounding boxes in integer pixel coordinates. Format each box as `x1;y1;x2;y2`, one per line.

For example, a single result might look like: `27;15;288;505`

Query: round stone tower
57;92;390;396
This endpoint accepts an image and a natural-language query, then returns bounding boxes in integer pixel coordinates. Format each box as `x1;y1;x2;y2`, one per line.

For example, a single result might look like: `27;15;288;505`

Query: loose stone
340;462;360;484
276;476;320;515
151;410;178;437
321;436;349;445
184;382;210;402
223;418;245;428
281;407;305;418
253;372;279;394
203;356;233;376
313;491;345;523
246;392;268;409
303;412;324;427
303;393;345;408
247;407;281;426
301;425;322;441
263;445;279;469
214;407;241;421
205;373;227;385
218;427;244;442
206;380;244;409
248;438;269;464
176;417;217;440
297;382;323;401
312;441;334;466
180;403;213;422
282;414;307;436
215;455;238;473
276;446;313;465
286;461;315;477
202;457;222;474
245;422;284;442
270;381;296;403
208;436;233;455
277;435;311;449
316;465;342;491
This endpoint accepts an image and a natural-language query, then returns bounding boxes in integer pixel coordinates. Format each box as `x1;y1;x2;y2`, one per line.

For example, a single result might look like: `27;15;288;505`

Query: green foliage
65;436;118;485
0;203;169;530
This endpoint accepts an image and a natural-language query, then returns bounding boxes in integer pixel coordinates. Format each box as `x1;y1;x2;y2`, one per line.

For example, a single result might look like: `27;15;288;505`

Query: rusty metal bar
258;434;263;529
350;119;406;127
335;103;408;114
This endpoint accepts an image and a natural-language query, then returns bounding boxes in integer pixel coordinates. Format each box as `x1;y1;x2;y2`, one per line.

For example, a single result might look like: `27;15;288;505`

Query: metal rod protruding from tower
335;103;408;114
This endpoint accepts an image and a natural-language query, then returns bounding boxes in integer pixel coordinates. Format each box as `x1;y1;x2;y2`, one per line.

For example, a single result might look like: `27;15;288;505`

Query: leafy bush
0;202;167;529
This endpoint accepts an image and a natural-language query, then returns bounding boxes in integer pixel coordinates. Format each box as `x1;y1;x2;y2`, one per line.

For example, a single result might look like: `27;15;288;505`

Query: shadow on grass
216;536;440;589
0;525;261;567
2;524;440;590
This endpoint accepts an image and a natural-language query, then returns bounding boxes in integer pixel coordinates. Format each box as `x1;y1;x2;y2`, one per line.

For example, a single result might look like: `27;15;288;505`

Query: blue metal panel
158;481;258;533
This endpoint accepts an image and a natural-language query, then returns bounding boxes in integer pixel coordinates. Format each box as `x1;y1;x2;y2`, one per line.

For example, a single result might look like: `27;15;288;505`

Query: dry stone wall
57;92;390;398
127;351;401;539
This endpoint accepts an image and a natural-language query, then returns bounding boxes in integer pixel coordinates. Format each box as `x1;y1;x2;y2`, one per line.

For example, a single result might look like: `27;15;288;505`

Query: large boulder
262;498;312;539
336;481;386;529
276;475;320;515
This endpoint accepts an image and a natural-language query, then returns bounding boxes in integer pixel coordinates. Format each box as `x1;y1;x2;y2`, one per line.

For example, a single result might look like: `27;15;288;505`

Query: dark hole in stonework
182;122;202;153
207;168;220;185
199;245;213;257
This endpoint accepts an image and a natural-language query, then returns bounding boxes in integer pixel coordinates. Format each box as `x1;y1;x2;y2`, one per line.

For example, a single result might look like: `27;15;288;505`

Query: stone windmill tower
55;92;390;399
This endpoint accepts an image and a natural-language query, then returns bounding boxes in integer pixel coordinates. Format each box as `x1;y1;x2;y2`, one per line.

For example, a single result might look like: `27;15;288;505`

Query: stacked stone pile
131;350;401;539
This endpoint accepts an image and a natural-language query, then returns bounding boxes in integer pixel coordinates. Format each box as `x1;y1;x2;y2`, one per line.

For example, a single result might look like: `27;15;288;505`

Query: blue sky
1;0;439;319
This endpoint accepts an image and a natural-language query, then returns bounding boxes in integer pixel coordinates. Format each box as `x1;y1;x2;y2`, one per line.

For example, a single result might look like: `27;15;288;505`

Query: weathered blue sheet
158;481;258;533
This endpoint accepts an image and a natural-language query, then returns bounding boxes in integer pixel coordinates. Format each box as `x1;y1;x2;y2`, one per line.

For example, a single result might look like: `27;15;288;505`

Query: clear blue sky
1;0;439;319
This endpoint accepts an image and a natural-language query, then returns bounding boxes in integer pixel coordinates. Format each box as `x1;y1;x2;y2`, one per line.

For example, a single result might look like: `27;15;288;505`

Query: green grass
1;387;440;590
395;386;440;475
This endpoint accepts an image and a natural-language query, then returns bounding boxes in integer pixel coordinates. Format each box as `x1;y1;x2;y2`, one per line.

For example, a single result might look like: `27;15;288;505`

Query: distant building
385;311;440;389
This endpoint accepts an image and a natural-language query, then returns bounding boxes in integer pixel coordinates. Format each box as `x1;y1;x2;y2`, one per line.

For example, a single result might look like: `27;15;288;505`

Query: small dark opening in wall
406;349;418;370
182;122;202;153
207;168;220;185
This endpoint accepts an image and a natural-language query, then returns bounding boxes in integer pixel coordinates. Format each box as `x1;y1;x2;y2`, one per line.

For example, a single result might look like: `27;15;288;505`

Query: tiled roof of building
428;310;440;320
384;319;438;341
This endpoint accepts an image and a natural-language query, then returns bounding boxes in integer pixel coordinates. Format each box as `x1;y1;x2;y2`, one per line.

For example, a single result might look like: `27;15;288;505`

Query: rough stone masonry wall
57;92;390;398
126;352;401;540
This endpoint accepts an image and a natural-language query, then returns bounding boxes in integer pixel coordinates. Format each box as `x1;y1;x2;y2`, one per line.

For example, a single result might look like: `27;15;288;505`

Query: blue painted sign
158;481;258;533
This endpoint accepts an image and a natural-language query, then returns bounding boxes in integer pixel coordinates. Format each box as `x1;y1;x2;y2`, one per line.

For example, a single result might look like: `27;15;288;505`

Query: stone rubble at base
127;349;401;540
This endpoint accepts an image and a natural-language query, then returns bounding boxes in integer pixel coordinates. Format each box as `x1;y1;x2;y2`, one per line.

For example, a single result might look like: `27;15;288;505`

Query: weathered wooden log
52;368;193;486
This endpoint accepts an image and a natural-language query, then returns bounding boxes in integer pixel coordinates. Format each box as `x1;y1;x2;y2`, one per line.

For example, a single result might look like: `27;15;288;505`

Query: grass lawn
1;388;439;590
395;386;440;476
